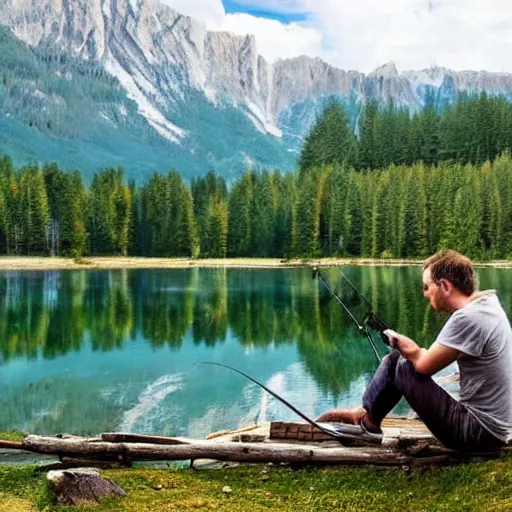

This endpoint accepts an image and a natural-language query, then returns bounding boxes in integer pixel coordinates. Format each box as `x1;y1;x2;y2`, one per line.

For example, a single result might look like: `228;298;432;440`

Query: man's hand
384;330;422;360
383;329;459;375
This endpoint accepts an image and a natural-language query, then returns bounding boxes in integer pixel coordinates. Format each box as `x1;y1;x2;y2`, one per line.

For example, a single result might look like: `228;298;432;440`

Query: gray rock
47;467;127;505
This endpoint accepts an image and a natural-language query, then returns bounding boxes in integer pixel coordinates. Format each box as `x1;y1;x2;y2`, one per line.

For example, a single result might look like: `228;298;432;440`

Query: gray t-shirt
436;292;512;442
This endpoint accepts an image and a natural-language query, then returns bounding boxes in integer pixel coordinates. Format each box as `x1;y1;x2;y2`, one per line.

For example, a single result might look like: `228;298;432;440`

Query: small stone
153;484;163;491
310;486;315;491
222;486;232;494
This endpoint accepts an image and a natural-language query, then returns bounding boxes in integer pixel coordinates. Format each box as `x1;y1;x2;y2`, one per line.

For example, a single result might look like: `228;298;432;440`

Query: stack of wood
269;421;362;442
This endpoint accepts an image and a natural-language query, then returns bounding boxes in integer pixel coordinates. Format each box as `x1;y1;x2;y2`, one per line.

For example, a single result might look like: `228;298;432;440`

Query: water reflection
0;266;509;437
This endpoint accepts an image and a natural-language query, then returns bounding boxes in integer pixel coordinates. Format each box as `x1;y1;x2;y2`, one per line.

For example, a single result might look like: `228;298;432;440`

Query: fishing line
312;268;383;364
338;268;391;342
196;361;371;441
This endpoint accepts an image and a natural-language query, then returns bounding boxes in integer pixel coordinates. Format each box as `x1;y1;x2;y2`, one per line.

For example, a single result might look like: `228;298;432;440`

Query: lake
0;266;510;439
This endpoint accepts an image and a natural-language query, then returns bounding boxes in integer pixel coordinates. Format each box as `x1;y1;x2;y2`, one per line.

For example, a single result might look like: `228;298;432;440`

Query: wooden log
0;440;24;450
101;433;191;445
23;435;409;466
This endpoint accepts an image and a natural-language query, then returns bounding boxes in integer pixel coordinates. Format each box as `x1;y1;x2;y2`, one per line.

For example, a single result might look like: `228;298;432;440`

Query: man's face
422;267;445;312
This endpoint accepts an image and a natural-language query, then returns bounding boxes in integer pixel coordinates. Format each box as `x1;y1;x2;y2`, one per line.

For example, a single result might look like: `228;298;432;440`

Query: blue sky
221;0;309;23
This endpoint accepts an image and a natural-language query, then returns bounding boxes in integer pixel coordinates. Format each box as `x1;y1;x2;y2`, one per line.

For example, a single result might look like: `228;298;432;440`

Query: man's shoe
316;420;383;445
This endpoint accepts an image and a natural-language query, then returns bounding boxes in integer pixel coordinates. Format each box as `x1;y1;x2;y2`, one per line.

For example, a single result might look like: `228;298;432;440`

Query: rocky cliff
1;0;512;179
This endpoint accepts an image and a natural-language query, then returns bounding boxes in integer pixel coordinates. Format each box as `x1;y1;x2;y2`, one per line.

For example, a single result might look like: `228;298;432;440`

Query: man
317;250;512;451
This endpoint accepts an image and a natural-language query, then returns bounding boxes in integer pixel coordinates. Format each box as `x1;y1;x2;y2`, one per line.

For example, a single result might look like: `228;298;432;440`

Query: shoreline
0;256;510;271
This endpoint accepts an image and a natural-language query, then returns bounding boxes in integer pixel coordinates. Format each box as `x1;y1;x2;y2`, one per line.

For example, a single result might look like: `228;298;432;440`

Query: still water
0;266;511;438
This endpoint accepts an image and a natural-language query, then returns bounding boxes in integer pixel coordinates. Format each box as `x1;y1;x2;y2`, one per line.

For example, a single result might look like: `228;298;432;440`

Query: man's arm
385;331;459;375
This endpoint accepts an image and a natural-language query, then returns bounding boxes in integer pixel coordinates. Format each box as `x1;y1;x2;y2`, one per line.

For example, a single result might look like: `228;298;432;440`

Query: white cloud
219;13;322;62
305;0;512;72
159;0;512;73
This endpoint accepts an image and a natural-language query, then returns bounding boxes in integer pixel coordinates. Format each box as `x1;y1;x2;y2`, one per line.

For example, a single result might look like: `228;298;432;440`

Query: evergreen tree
0;156;17;254
299;99;358;172
274;172;297;258
343;171;364;255
358;100;379;170
88;168;131;256
168;171;199;258
128;179;141;256
228;171;253;257
18;165;50;255
191;170;227;257
43;164;86;257
323;165;349;255
251;171;276;257
203;198;228;258
295;168;330;257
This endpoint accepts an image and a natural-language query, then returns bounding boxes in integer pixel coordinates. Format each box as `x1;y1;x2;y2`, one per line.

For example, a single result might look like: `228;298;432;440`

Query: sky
160;0;512;73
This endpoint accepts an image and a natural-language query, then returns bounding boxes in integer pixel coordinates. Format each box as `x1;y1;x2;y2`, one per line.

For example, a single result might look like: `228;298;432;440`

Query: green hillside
0;27;295;182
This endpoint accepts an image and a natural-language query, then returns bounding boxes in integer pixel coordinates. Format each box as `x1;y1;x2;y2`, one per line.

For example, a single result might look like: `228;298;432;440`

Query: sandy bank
0;256;509;271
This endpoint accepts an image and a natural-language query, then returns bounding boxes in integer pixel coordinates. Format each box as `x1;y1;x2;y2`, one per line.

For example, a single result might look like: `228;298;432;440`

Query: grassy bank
0;256;511;271
2;456;512;511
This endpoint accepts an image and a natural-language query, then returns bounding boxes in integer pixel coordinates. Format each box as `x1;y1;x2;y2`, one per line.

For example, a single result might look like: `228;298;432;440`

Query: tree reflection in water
0;266;509;434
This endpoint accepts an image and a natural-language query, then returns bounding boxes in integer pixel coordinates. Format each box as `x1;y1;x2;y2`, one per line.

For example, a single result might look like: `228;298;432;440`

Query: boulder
47;468;126;505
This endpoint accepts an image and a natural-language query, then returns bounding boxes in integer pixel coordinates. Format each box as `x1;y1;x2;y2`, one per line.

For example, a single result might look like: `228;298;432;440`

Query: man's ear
439;279;452;293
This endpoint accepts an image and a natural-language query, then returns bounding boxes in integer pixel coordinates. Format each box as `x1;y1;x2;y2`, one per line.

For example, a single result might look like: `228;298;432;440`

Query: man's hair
423;250;475;295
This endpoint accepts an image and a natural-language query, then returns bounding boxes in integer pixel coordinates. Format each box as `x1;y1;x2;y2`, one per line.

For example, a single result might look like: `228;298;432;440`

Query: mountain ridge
1;0;512;180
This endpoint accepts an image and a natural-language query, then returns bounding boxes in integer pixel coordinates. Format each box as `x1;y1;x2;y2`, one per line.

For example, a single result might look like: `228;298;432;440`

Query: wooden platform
203;417;511;465
207;417;437;449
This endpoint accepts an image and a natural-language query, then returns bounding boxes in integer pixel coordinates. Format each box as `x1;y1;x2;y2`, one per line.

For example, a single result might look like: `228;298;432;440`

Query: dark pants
363;350;504;452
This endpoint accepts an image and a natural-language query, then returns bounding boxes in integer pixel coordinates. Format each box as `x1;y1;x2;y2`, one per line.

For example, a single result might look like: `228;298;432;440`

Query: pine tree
168;171;199;258
299;99;357;172
323;165;349;255
251;171;276;257
18;165;50;255
191;170;227;257
88;168;131;256
203;198;228;258
228;171;253;256
358;100;379;170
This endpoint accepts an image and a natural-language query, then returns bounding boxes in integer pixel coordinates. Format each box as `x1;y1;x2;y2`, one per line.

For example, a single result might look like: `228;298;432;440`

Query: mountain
1;0;512;182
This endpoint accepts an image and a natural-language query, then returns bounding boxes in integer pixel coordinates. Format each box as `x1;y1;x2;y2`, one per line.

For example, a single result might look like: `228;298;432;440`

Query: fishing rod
312;268;389;364
338;268;391;348
196;362;381;444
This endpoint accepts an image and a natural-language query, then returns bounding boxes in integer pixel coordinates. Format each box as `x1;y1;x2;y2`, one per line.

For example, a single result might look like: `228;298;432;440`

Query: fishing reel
363;310;391;346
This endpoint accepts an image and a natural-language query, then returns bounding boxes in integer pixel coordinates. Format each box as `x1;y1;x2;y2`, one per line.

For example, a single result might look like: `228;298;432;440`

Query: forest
0;93;511;260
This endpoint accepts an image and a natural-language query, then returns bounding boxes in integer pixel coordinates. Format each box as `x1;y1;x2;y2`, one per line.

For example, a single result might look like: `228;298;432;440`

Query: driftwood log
23;435;409;465
47;468;126;505
1;419;508;468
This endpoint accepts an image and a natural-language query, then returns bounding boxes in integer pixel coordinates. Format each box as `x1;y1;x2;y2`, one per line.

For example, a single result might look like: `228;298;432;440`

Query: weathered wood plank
206;425;259;440
22;435;410;466
101;433;191;445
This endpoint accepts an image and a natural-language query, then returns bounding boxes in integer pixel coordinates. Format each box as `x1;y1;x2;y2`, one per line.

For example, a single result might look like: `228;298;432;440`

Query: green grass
2;457;512;511
0;431;26;442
